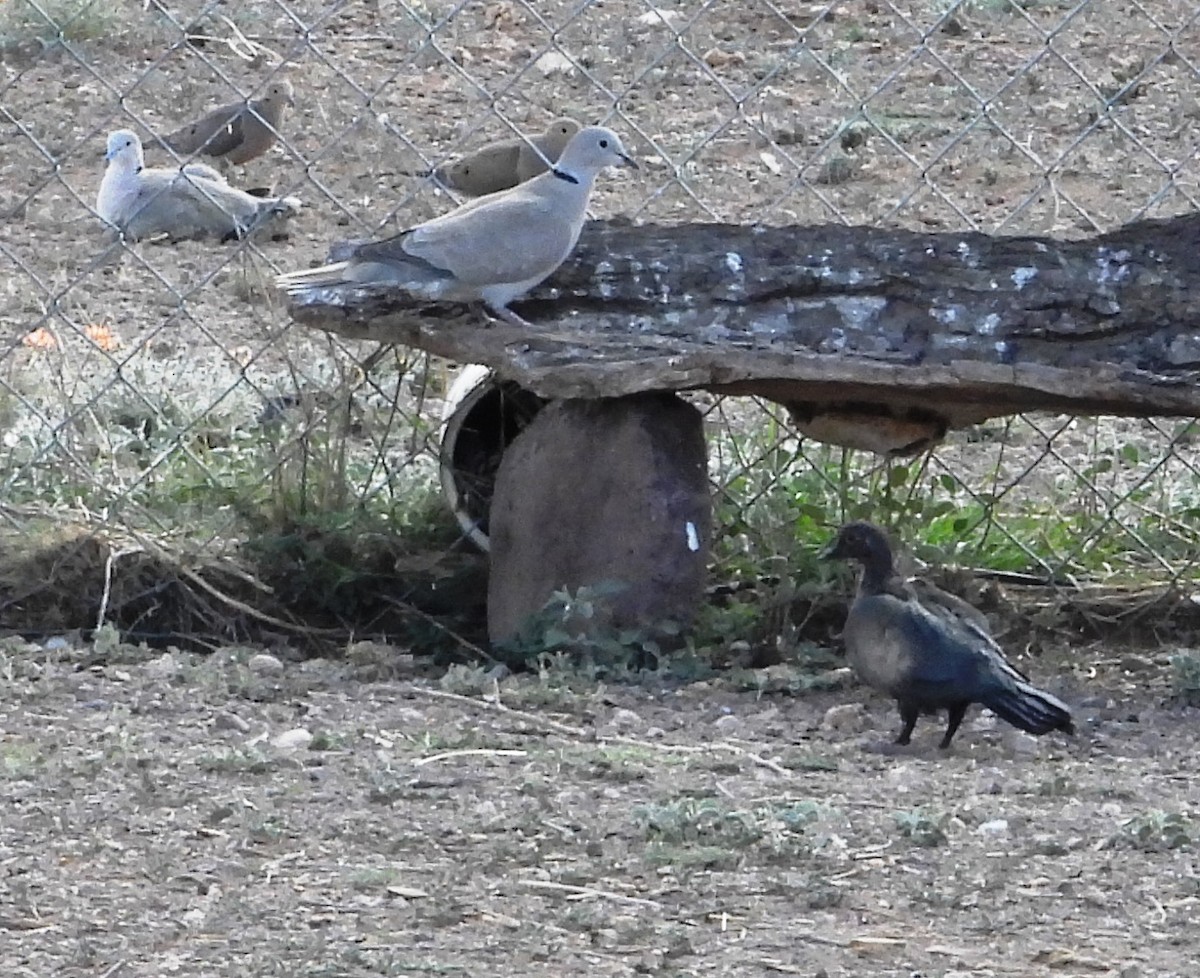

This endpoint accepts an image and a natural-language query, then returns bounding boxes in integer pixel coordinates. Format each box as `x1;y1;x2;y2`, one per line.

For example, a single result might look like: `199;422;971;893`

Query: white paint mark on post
685;521;700;552
1012;266;1038;289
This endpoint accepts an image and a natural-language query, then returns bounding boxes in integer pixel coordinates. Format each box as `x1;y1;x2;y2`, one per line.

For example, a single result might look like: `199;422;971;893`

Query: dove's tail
275;261;353;292
981;678;1074;737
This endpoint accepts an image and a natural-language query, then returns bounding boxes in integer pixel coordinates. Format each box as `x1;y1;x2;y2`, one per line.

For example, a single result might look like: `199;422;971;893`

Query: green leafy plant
894;808;949;848
493;582;683;673
638;797;827;871
0;0;126;50
1107;811;1192;852
1170;653;1200;707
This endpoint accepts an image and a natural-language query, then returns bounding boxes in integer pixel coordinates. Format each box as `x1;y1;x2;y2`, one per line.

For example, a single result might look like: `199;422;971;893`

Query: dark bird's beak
818;538;841;561
619;152;639;170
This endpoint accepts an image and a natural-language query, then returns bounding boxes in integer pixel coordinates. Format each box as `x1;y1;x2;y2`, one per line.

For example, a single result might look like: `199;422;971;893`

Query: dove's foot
484;305;536;329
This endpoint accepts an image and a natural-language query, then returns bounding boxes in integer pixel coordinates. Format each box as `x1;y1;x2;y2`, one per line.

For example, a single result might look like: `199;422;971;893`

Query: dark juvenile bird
162;79;294;166
821;521;1074;749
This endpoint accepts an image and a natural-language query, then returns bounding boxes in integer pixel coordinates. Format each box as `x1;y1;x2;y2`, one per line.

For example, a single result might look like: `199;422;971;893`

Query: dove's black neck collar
552;168;579;185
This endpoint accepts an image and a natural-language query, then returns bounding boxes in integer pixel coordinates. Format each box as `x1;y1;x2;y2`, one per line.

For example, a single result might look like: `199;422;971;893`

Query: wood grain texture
283;214;1200;427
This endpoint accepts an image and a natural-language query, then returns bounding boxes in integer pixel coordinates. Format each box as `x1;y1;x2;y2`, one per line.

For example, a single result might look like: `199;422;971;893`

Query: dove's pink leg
484;304;536;329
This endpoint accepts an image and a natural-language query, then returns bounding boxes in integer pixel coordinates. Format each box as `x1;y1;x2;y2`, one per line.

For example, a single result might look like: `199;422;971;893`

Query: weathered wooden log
284;213;1200;444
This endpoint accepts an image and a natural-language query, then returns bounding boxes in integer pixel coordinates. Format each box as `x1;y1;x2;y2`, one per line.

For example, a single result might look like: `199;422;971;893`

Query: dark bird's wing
882;588;1072;737
844;591;985;706
907;575;995;637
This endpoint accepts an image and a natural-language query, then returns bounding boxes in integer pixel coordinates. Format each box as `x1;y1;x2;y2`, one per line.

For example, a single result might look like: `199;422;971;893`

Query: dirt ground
2;637;1198;978
4;4;1200;977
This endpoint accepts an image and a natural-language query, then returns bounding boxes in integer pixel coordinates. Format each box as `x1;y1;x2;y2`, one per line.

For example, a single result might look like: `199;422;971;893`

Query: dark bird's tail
981;678;1075;737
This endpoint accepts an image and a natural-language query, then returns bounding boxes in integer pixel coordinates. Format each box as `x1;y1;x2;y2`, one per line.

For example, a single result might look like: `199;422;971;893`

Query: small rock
206;804;234;825
1119;653;1154;673
386;885;429;899
819;667;856;689
214;711;251;734
1002;729;1040;756
272;728;313;751
821;703;867;732
143;651;179;680
248;653;284;677
713;714;741;731
978;818;1009;837
533;51;575;77
702;46;745;69
635;8;682;28
1032;834;1069;856
610;707;643;730
975;711;1000;730
42;636;72;652
644;726;666;738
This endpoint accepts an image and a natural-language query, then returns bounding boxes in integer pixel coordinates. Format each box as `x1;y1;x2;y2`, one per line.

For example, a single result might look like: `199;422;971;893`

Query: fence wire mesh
2;0;1199;647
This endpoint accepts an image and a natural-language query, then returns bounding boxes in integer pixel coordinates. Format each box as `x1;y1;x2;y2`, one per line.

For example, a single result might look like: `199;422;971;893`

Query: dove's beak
619;152;639;170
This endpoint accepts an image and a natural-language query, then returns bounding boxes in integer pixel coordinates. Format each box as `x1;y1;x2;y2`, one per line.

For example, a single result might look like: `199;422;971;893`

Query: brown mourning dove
97;129;301;241
276;125;636;326
161;79;294;165
428;117;581;196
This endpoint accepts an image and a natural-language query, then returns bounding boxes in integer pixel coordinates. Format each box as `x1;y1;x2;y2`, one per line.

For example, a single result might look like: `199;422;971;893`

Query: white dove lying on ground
275;125;637;326
97;129;301;241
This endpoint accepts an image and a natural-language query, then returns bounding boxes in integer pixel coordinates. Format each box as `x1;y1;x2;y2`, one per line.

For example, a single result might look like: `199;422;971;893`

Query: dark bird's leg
895;701;919;746
939;702;971;749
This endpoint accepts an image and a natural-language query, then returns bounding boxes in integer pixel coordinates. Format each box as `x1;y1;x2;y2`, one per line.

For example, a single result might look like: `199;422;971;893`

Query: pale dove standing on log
428;117;581;196
161;79;294;165
97;129;301;241
276;125;637;326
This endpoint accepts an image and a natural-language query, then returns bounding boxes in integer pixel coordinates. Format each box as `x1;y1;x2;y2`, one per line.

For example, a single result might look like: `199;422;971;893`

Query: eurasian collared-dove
160;79;294;166
276;125;637;326
428;117;581;196
97;129;301;241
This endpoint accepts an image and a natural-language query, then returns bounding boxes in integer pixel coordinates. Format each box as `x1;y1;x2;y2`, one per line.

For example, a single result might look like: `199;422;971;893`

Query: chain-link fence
2;0;1199;648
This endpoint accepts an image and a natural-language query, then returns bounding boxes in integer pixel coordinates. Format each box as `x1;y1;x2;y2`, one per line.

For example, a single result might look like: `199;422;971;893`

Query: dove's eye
599;139;609;148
